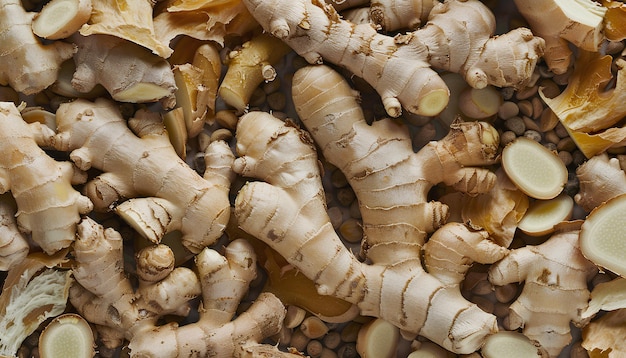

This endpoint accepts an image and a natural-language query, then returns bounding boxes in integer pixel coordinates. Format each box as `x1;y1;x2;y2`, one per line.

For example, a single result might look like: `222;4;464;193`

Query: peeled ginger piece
517;193;574;236
580;193;626;277
502;137;568;200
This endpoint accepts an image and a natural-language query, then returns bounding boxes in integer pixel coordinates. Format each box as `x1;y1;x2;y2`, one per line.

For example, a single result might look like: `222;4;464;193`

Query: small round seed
498;101;519;120
301;316;329;339
504;116;526;135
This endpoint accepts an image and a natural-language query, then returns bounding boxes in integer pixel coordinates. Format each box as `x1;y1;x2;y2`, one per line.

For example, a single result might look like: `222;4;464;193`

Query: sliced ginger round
32;0;92;40
517;193;574;236
502;137;568;200
481;331;545;358
580;193;626;277
356;318;400;358
39;313;95;358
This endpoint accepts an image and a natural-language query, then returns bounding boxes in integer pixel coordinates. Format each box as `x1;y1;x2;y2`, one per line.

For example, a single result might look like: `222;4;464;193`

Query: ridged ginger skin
488;225;598;357
575;153;626;212
234;111;499;354
242;0;545;117
70;34;177;108
52;98;234;254
513;0;606;75
0;102;93;255
70;217;296;357
0;0;76;94
292;65;499;264
0;194;29;270
369;0;437;31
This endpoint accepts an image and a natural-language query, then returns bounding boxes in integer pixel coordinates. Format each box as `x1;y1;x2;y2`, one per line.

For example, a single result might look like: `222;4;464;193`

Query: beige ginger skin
52;98;234;254
0;0;76;95
0;102;93;255
242;0;545;117
234;110;502;354
489;224;598;356
70;217;299;357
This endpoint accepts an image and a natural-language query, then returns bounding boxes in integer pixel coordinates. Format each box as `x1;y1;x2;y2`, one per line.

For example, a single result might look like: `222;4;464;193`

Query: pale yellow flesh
580;193;626;277
517;193;574;236
481;331;543;358
39;313;95;358
502;137;568;200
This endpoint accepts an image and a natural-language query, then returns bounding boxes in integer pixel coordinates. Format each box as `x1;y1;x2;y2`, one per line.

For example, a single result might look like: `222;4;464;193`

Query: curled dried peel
502;137;567;200
153;0;258;48
541;51;626;157
582;308;626;357
79;0;172;58
580;193;626;277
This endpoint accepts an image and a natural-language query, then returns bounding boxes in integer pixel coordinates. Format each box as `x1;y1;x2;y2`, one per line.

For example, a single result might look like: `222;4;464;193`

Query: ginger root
70;217;297;357
219;32;293;111
292;65;499;263
488;223;598;357
70;34;177;108
243;0;544;117
0;102;93;255
234;111;499;354
0;0;76;95
52;98;234;254
575;152;626;212
513;0;606;74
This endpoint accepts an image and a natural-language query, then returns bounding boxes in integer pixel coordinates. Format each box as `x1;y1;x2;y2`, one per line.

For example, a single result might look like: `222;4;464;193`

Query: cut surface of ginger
502;137;567;200
517;193;574;236
580;193;626;277
481;331;545;357
39;313;95;358
32;0;91;40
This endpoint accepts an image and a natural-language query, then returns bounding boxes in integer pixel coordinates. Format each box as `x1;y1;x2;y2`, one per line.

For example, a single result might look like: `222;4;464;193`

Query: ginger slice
580;193;626;277
517;193;574;236
502;137;567;200
356;318;400;358
481;331;546;358
32;0;92;40
39;313;95;358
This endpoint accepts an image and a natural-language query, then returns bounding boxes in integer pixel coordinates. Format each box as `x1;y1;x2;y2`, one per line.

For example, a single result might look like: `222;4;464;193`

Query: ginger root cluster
0;0;625;357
